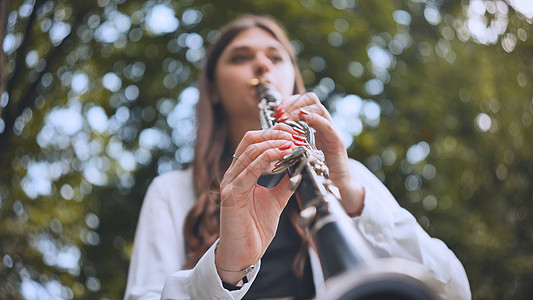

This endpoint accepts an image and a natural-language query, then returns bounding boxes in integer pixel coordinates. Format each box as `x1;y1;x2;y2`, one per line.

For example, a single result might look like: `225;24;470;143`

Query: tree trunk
0;0;9;116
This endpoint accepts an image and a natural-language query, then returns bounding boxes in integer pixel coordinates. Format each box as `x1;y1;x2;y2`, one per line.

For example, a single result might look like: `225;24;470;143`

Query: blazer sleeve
123;172;260;300
349;159;471;299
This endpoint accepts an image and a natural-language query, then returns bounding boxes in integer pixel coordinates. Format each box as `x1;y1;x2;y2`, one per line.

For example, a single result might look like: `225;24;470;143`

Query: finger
226;124;304;187
271;122;304;135
224;140;294;185
231;123;304;174
240;147;292;187
298;108;346;154
221;148;292;207
284;94;333;122
285;93;317;109
283;93;320;111
297;105;334;129
268;173;294;208
233;127;295;159
298;104;332;122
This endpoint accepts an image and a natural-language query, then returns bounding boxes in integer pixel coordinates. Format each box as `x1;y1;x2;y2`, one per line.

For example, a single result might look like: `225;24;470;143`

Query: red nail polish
274;105;284;113
278;144;291;150
277;116;288;122
292;134;307;142
273;110;285;119
294;141;308;147
299;109;309;115
293;127;306;135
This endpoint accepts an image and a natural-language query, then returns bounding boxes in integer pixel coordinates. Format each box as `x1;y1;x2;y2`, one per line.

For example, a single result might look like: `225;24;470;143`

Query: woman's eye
271;55;283;63
230;54;248;63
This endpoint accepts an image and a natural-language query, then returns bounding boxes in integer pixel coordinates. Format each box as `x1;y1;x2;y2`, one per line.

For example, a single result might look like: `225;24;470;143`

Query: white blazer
124;159;471;300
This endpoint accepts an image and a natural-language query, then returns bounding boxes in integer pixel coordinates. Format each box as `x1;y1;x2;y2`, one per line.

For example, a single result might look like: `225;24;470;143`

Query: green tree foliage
1;0;532;298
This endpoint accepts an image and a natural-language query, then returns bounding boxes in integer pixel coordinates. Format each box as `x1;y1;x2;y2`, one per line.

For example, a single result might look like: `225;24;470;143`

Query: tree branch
5;0;40;97
0;0;9;117
0;1;82;153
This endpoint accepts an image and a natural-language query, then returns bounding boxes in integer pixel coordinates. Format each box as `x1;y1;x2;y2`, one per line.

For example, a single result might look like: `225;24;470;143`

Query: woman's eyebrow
228;45;283;53
227;46;251;53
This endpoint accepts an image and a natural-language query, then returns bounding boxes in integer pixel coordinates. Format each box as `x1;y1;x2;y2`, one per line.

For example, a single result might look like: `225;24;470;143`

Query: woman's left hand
281;92;365;216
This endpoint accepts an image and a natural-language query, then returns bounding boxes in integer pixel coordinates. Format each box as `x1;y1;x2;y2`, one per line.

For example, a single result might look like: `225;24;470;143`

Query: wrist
215;243;258;285
336;179;365;217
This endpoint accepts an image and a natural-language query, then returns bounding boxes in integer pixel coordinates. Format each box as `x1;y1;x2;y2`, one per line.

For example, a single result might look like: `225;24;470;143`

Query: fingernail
292;134;307;142
277;116;289;122
294;141;308;147
299;109;309;115
293;127;306;135
274;105;284;113
273;110;285;119
278;144;292;150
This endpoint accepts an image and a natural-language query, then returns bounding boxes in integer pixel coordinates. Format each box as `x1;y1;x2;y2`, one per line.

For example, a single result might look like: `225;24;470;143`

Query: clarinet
250;78;440;300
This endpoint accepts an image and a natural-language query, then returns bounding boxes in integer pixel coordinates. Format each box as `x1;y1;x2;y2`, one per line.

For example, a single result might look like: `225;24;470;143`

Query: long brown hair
183;15;307;272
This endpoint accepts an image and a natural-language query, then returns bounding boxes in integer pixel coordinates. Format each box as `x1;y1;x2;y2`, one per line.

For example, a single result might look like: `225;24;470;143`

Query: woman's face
214;27;296;123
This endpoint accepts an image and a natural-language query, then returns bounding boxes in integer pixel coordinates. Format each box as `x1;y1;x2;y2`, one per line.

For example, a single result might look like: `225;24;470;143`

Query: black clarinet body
250;78;440;300
295;160;364;280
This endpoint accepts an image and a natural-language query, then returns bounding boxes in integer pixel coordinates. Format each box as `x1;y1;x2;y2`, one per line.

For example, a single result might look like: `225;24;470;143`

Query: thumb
269;173;294;208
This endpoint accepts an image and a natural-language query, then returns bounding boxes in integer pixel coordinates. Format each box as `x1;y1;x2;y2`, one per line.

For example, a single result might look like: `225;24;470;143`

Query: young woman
124;15;471;300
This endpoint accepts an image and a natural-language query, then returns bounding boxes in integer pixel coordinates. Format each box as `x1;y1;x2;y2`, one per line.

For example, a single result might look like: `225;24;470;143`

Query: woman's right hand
215;123;300;285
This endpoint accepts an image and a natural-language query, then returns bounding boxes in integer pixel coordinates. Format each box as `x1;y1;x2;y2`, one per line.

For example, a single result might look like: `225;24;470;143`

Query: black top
243;173;316;300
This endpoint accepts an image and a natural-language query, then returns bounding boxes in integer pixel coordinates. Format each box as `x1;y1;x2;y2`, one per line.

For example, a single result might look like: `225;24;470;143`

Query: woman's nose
253;53;272;76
